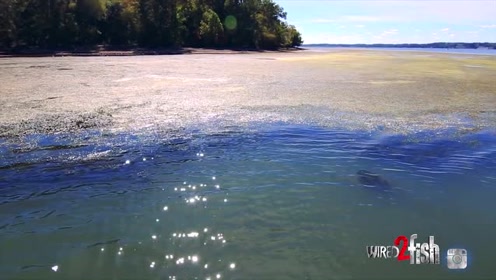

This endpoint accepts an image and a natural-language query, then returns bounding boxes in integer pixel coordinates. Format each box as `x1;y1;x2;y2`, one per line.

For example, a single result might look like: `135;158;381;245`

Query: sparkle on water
0;123;495;279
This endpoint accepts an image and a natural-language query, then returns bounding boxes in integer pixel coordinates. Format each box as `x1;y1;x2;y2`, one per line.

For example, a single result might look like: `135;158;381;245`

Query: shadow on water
360;130;496;167
0;124;495;279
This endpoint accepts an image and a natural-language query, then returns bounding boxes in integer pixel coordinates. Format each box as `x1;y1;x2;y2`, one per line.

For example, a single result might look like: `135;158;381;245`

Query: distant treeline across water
304;42;496;49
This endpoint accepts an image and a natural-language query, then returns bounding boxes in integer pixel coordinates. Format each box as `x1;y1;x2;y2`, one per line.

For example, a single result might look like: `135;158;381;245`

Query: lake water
1;52;496;279
1;123;495;279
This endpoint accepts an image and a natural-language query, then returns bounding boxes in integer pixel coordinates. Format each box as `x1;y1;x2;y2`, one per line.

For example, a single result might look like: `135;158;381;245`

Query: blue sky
275;0;496;44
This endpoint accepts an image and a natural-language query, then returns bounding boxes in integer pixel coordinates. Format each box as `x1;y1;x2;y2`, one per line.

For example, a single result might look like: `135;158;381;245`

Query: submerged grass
0;50;495;136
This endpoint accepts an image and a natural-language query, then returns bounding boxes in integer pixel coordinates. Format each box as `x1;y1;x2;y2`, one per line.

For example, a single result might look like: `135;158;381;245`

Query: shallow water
1;123;495;279
2;51;496;137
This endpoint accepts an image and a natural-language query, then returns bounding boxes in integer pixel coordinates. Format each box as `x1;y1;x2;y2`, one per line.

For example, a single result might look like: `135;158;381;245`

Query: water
1;51;495;279
305;46;496;56
1;123;495;279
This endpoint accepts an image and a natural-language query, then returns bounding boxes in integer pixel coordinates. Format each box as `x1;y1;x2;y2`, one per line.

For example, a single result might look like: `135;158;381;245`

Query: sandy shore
0;49;495;137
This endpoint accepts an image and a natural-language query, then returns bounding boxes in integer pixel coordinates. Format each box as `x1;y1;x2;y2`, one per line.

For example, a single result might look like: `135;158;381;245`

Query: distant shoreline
303;42;496;50
0;46;305;58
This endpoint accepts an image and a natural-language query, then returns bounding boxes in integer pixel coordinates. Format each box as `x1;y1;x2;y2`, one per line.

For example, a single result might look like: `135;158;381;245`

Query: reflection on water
0;124;495;279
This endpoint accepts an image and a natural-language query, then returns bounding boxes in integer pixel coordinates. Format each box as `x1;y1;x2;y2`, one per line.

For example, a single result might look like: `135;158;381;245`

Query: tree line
0;0;303;50
305;43;496;49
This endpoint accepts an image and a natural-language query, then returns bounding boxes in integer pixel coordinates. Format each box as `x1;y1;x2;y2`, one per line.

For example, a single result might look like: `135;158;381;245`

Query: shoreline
0;47;305;58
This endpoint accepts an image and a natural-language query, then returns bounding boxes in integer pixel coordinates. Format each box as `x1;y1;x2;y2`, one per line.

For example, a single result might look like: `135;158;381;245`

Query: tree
120;0;141;43
290;27;302;47
177;0;202;46
0;0;19;48
105;1;129;44
199;8;224;46
75;0;106;44
138;0;180;47
0;0;302;50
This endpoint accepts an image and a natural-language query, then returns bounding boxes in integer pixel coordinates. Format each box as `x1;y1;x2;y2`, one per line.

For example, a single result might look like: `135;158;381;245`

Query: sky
275;0;496;44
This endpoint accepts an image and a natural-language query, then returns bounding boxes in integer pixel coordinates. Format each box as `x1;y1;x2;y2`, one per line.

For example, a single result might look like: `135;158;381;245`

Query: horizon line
303;42;496;45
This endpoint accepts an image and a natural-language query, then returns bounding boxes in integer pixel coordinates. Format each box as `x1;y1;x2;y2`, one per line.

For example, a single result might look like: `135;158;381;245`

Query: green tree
75;0;106;44
288;25;302;47
0;0;19;48
177;0;202;46
138;0;180;47
199;8;224;46
121;0;141;43
105;1;129;44
0;0;302;50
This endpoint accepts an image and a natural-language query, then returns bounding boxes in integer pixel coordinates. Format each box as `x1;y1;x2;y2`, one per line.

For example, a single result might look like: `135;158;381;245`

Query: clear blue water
1;123;495;279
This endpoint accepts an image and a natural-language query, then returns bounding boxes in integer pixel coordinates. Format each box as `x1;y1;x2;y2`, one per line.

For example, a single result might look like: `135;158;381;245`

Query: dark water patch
11;144;88;154
0;111;113;138
57;226;73;230
87;239;120;248
360;129;496;170
356;170;391;190
0;161;38;171
11;222;26;227
21;264;49;270
39;210;56;219
27;65;50;69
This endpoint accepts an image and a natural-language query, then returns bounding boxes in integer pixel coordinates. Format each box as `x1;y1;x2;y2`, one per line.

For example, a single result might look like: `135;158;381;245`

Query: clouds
277;0;496;44
380;29;399;37
347;0;496;24
286;0;495;24
310;18;336;24
439;28;456;38
340;15;385;22
310;15;389;24
367;28;400;44
303;33;368;44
